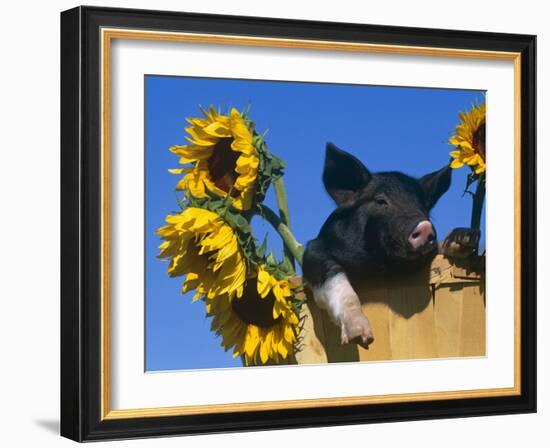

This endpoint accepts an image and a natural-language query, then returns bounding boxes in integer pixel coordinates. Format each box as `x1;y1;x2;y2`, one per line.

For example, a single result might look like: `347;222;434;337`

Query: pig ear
419;165;452;209
323;142;371;206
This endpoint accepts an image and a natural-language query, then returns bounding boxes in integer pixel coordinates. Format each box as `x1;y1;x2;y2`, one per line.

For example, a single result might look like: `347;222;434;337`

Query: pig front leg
313;272;375;348
441;227;481;258
303;240;374;349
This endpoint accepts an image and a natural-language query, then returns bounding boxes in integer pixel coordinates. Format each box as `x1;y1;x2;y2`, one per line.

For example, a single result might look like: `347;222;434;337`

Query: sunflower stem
258;205;304;267
272;177;296;269
470;175;485;253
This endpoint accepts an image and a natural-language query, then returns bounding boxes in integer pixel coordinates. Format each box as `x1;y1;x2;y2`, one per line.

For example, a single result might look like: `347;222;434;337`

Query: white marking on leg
312;272;359;325
312;272;374;346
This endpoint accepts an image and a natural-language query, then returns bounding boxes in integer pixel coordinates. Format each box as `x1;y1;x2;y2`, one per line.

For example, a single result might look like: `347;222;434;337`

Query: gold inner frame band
100;27;522;421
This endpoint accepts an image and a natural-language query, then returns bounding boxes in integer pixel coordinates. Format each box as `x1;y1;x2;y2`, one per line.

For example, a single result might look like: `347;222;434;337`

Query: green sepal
256;234;269;260
182;193;262;266
243;116;286;207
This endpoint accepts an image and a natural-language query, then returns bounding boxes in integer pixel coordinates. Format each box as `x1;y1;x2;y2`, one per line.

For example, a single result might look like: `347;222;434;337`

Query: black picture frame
61;5;536;442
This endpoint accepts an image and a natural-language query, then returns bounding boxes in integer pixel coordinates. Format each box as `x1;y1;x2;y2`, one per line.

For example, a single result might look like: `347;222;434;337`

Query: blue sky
145;75;485;371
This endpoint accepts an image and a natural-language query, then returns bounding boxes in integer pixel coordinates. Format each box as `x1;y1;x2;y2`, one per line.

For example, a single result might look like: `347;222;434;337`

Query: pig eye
374;196;388;206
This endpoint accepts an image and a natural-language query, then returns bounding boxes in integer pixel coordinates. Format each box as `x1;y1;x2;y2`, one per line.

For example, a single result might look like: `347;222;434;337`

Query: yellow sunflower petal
157;207;246;303
257;267;272;298
202;121;232;138
449;102;486;174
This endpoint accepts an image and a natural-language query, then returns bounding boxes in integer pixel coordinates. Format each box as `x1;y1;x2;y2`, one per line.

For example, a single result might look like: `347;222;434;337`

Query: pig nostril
409;220;435;250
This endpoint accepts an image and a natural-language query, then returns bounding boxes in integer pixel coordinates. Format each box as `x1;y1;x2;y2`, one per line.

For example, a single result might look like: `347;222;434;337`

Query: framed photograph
61;6;536;442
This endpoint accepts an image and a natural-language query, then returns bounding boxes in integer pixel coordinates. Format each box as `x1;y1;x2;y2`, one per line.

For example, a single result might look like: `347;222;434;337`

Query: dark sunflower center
473;122;486;157
207;138;240;197
231;280;281;328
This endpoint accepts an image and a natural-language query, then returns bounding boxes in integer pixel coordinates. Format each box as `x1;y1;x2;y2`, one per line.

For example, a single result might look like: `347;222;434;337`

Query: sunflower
157;207;246;300
449;102;486;175
170;106;260;210
206;265;301;365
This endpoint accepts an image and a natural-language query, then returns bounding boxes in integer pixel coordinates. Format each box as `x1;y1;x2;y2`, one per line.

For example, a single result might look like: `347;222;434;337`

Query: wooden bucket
294;255;485;364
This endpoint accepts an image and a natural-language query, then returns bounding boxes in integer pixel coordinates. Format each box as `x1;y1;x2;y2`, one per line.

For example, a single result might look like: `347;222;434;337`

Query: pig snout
408;220;435;250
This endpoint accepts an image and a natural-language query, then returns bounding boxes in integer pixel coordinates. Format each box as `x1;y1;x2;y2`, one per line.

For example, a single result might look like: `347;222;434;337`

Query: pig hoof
441;227;480;258
341;313;374;349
